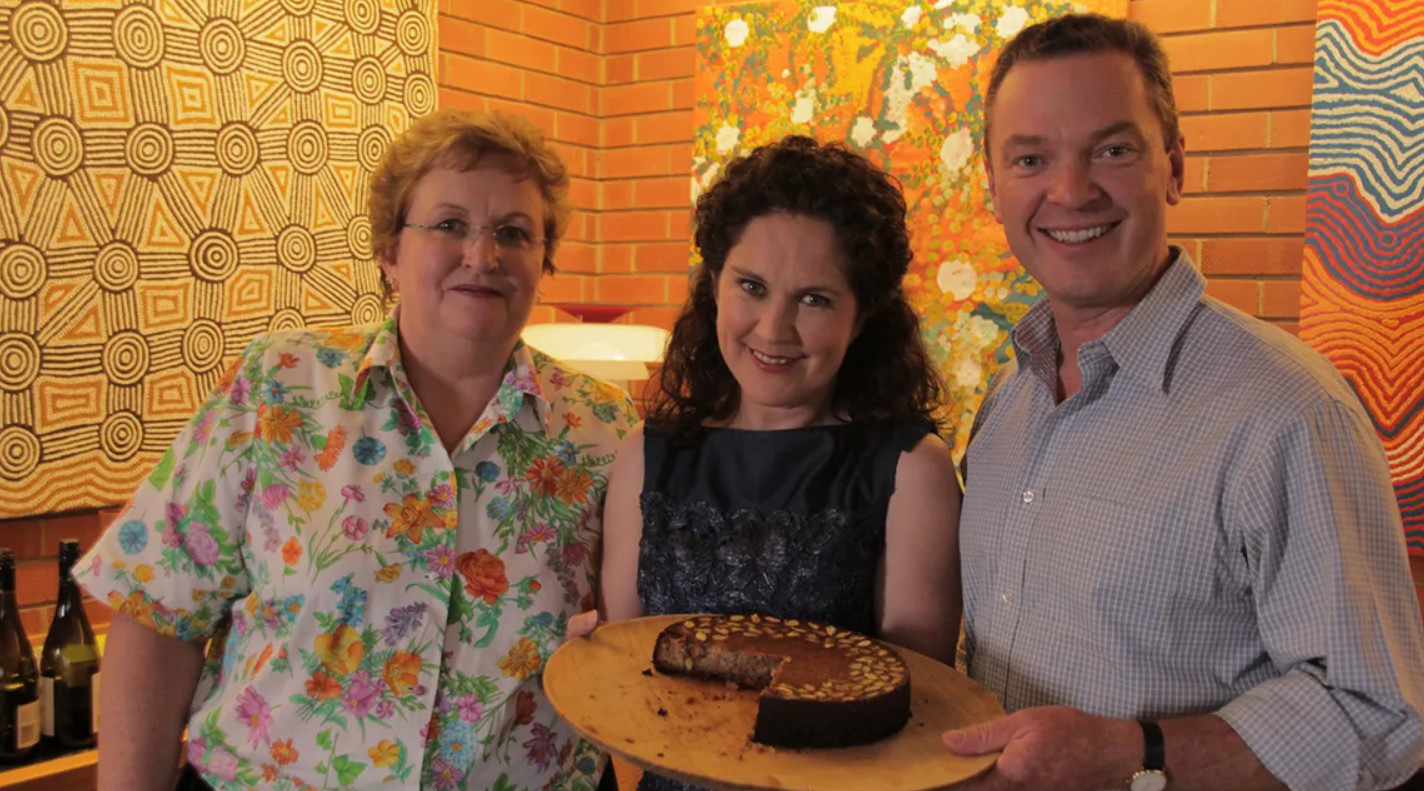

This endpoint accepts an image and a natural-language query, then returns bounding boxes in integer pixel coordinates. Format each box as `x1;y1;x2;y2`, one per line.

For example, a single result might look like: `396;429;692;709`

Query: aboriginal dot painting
0;0;437;517
691;0;1127;460
1299;0;1424;553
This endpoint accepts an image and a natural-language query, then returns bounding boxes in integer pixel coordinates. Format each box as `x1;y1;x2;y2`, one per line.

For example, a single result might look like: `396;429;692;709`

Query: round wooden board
544;614;1004;791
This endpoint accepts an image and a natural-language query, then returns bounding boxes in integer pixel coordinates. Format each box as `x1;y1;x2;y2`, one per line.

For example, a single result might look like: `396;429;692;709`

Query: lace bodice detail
633;421;930;791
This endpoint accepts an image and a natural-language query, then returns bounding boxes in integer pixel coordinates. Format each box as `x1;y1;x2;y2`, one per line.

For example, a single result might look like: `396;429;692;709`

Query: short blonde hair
368;109;571;299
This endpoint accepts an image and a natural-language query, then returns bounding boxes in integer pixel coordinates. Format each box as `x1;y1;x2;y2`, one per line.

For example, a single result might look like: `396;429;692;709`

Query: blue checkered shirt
960;252;1424;790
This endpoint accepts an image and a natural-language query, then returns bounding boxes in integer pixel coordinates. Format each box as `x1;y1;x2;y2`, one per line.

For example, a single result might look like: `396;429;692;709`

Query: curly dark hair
647;135;945;440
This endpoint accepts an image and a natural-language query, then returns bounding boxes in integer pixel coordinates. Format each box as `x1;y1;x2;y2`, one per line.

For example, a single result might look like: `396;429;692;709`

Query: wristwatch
1128;720;1168;791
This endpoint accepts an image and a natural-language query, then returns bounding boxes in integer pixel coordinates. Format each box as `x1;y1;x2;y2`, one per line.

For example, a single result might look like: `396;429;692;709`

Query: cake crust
651;613;911;748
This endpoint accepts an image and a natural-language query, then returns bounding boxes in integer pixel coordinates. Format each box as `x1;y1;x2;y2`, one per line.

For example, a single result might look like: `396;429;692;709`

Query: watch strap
1138;719;1165;772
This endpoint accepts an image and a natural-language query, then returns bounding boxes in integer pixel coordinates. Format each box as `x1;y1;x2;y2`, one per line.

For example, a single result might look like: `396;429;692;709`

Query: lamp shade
521;322;670;381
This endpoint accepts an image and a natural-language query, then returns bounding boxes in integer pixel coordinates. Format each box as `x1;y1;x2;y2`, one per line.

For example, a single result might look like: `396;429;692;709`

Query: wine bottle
0;548;40;764
40;539;100;750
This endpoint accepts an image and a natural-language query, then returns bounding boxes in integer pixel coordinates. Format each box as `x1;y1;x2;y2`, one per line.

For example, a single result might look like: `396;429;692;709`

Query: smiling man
943;14;1424;791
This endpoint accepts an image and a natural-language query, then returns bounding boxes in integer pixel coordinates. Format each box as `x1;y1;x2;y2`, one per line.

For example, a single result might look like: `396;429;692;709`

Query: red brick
440;87;484;114
638;48;695;81
636;111;693;144
1269;109;1311;149
1130;0;1212;34
600;211;670;242
1265;195;1307;234
0;519;46;560
1174;75;1210;113
1216;0;1317;28
1206;152;1309;193
605;117;636;147
1275;25;1317;66
439;17;485;57
596;275;667;305
21;605;51;640
446;0;519;30
603;0;638;23
666;273;690;303
557;47;600;84
539;273;590;303
634;176;690;209
602;180;636;211
672;15;696;46
484;28;556;73
1167;196;1266;234
522;4;592;50
1181;111;1269;152
486;98;557;138
635;242;693;273
1205;278;1260;314
671;79;695;110
529;305;559;324
555;0;601;22
16;560;57;608
1198;238;1305;277
557;242;597;274
46;511;105;552
668;208;691;239
1162;29;1275;73
606;54;636;85
554;111;600;148
1272;320;1300;337
524;71;592;114
1261;279;1302;319
605;82;673;116
98;508;122;531
601;244;635;273
568;176;598;209
669;143;693;173
605;18;673;54
444;55;522;100
638;0;702;16
1213;68;1314;111
599;146;673;179
1183;157;1206;194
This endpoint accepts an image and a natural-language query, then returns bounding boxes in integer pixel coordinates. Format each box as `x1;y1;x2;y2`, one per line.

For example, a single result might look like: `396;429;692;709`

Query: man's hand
567;610;603;639
943;705;1141;791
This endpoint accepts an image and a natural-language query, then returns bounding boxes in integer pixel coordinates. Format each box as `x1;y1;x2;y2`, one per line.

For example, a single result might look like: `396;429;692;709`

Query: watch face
1130;771;1168;791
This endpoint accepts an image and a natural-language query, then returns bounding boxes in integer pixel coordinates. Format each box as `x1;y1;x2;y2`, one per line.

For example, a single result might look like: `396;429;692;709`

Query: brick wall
1;510;116;641
438;0;605;324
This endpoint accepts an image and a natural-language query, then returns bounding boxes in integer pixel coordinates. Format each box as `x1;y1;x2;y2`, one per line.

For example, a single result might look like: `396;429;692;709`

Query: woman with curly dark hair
577;136;962;789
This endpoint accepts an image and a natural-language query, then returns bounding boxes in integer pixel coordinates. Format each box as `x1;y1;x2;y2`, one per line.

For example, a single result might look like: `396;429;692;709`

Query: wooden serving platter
543;614;1004;791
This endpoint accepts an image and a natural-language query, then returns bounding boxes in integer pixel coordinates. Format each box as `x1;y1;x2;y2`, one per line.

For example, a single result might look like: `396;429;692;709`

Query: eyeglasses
402;220;548;255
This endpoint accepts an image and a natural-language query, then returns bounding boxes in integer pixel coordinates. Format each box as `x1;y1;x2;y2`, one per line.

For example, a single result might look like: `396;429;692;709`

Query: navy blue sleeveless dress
634;421;931;791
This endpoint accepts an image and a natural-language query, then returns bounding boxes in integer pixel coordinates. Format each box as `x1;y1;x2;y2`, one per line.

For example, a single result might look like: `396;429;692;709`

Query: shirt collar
353;309;553;435
1010;247;1205;393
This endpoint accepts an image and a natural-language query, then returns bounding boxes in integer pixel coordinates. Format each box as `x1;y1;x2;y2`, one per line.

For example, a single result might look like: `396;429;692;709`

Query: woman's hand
567;610;604;639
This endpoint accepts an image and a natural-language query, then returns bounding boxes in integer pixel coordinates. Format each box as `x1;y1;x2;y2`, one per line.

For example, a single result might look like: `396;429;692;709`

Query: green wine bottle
0;548;40;764
40;539;100;750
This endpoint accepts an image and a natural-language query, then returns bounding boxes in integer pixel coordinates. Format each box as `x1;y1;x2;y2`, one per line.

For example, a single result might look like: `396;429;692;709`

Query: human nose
755;298;798;343
460;225;499;270
1045;158;1104;209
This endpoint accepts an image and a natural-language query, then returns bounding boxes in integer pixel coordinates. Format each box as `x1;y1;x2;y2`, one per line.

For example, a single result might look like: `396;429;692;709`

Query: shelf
0;747;96;791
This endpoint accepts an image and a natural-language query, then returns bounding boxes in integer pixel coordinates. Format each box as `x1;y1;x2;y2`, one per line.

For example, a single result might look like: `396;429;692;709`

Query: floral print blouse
77;315;638;791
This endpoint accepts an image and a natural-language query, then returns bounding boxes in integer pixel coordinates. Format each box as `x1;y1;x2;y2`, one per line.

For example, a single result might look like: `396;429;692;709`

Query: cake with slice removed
651;613;911;748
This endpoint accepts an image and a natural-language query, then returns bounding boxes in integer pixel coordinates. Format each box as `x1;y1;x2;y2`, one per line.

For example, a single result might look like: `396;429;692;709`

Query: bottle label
15;700;39;750
40;676;54;738
91;671;100;734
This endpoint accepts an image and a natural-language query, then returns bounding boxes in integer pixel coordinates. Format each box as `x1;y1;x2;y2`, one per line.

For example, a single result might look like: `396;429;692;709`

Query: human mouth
749;348;798;371
1041;223;1117;244
452;284;504;298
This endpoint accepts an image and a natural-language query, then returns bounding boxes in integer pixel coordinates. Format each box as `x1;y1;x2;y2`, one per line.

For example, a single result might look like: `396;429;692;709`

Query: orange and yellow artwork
693;0;1128;457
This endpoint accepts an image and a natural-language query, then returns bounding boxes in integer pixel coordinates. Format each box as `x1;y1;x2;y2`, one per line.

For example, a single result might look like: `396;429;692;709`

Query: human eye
433;218;467;237
1097;142;1139;162
737;278;766;296
800;293;831;308
1009;153;1044;170
493;224;534;246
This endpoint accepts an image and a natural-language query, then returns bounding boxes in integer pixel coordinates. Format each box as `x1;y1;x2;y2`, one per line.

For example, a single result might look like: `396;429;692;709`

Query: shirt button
1001;590;1014;603
1021;490;1035;504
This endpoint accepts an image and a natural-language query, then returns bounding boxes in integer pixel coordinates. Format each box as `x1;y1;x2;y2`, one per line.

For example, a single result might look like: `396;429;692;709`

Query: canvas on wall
1299;0;1424;553
0;0;437;518
691;0;1129;459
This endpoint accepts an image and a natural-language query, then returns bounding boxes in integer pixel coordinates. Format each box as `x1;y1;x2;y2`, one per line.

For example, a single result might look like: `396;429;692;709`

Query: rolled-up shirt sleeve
1217;397;1424;791
75;343;260;642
